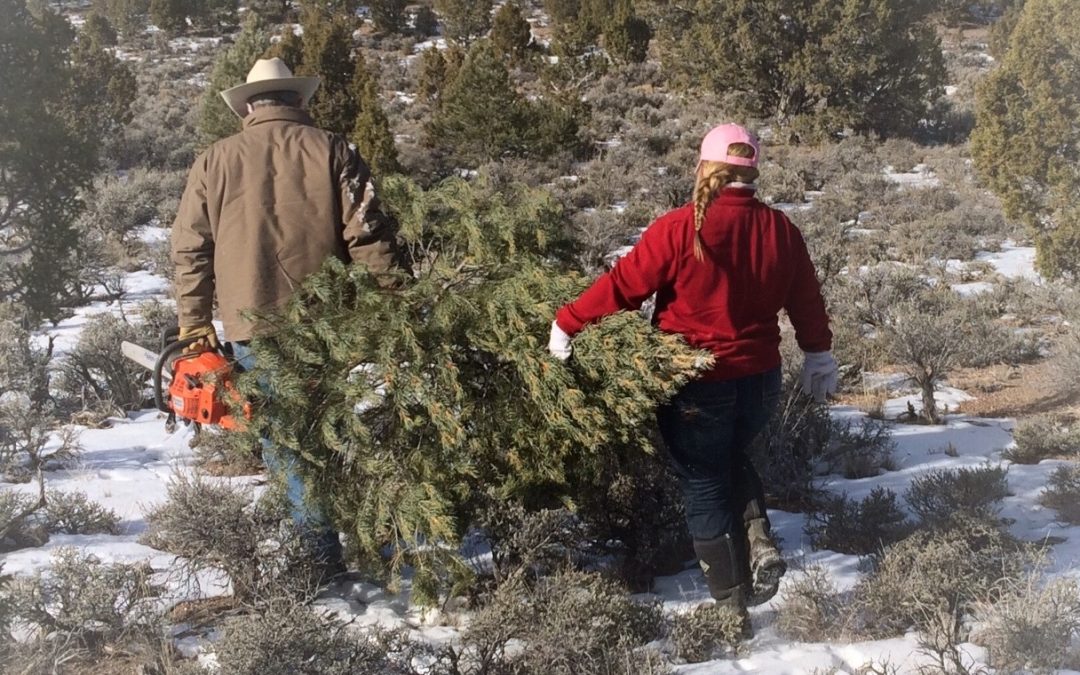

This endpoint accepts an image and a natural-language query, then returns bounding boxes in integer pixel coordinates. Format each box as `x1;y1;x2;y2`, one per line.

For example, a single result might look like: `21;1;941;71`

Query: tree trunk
918;374;941;425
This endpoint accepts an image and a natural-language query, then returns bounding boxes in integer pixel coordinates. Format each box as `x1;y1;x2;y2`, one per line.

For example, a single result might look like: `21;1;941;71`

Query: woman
548;124;837;629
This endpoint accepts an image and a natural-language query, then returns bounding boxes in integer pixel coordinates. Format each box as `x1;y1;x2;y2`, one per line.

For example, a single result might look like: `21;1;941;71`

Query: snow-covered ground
3;246;1078;673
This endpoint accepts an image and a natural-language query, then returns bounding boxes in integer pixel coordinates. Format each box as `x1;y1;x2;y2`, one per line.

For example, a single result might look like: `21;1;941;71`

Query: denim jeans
231;342;343;565
657;368;782;541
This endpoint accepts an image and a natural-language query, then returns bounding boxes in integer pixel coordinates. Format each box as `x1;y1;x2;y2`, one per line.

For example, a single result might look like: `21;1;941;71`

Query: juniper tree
435;0;493;46
297;11;359;136
368;0;406;34
0;0;135;323
650;0;945;139
427;40;580;166
491;1;532;64
196;15;270;145
602;1;651;64
971;0;1080;279
349;56;401;178
239;175;710;600
413;5;438;37
149;0;187;34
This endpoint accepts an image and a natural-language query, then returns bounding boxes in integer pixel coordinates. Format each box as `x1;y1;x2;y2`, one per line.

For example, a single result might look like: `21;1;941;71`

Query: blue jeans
657;368;782;541
231;342;343;565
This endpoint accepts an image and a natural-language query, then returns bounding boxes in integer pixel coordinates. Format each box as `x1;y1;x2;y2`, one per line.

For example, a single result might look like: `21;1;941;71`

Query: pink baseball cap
699;124;760;167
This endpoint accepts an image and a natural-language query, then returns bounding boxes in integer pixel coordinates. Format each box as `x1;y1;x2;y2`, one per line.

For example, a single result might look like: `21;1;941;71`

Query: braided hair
692;143;760;261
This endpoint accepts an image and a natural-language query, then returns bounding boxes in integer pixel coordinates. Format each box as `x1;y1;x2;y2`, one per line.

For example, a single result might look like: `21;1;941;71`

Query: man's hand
548;321;572;361
179;325;220;353
800;351;839;403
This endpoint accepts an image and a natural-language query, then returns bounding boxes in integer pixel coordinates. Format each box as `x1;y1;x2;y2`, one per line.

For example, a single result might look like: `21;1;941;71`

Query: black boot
745;517;786;606
693;534;752;638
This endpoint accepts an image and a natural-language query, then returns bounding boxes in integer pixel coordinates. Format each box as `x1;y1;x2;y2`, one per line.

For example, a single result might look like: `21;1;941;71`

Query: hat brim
220;76;321;118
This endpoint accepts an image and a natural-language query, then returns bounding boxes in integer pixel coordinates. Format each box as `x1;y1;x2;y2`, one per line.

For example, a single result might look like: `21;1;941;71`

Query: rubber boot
693;534;752;638
745;517;786;606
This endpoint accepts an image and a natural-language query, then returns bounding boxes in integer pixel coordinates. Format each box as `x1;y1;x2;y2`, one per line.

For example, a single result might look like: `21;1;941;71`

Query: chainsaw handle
153;337;203;414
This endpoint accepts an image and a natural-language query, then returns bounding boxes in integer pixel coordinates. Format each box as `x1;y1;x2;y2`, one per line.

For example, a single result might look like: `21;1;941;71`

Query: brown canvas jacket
171;106;402;341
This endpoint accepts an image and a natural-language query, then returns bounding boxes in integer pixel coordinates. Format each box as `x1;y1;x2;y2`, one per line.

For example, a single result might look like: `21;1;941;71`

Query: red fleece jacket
556;188;832;381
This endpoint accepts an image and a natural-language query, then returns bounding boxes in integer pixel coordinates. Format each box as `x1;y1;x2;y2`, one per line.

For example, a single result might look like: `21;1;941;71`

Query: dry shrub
758;161;806;204
806;487;913;556
6;548;170;672
57;302;178;416
573;447;693;589
1039;464;1080;524
0;490;48;552
463;569;665;675
1006;415;1080;464
213;599;415;675
776;565;850;642
142;473;316;603
751;366;832;510
823;417;896;479
77;168;186;270
972;573;1080;674
479;502;586;586
877;138;924;173
192;428;264;476
853;519;1031;640
43;490;122;536
669;603;746;662
904;465;1010;529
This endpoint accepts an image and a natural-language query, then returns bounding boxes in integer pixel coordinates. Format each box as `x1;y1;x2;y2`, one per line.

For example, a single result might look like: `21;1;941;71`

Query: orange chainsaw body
168;351;250;430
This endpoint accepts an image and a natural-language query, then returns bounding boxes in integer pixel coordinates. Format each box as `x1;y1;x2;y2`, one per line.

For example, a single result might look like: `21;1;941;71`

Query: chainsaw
122;327;250;433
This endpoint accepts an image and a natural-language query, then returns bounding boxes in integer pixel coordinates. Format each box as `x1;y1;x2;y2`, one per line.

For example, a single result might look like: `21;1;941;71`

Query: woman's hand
548;321;572;361
800;351;838;403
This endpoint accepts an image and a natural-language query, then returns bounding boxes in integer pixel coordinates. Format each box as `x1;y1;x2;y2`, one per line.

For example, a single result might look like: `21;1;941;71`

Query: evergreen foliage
491;1;532;63
651;0;945;139
82;12;118;47
297;11;359;136
94;0;149;40
239;175;710;599
971;0;1080;279
0;0;135;323
148;0;187;35
434;0;492;45
427;40;580;166
415;46;448;103
412;5;438;37
602;1;651;64
368;0;407;34
349;59;401;178
197;15;270;146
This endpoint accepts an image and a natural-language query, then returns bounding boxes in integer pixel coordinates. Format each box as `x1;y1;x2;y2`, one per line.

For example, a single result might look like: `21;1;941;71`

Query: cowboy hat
220;58;320;118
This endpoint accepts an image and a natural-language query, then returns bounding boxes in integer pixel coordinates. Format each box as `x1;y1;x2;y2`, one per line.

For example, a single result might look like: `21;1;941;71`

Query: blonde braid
691;143;761;262
692;168;727;261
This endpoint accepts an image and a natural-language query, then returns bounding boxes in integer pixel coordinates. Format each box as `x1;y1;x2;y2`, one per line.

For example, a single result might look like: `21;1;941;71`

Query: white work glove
800;351;839;403
548;320;572;361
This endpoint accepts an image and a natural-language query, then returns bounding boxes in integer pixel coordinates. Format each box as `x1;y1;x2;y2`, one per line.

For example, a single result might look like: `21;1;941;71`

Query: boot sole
748;556;787;607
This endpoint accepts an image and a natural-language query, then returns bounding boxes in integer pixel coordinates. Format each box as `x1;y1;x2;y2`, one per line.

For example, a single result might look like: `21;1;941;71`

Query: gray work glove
800;351;839;403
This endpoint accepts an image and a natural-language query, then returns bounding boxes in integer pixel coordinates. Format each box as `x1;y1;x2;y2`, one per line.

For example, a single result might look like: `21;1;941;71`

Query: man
171;58;404;574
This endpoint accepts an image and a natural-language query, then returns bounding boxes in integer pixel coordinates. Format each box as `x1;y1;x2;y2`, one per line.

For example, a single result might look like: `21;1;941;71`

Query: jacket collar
715;187;759;203
242;106;316;129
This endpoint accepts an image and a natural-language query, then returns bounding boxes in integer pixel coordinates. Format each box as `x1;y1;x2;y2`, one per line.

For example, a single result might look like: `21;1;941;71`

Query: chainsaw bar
121;341;173;381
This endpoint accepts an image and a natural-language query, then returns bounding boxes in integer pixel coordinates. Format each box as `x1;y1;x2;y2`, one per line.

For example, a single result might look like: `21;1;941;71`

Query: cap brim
220;76;321;118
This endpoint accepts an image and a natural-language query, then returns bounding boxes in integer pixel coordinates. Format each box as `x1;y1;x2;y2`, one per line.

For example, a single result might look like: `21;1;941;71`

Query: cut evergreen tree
238;175;710;601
